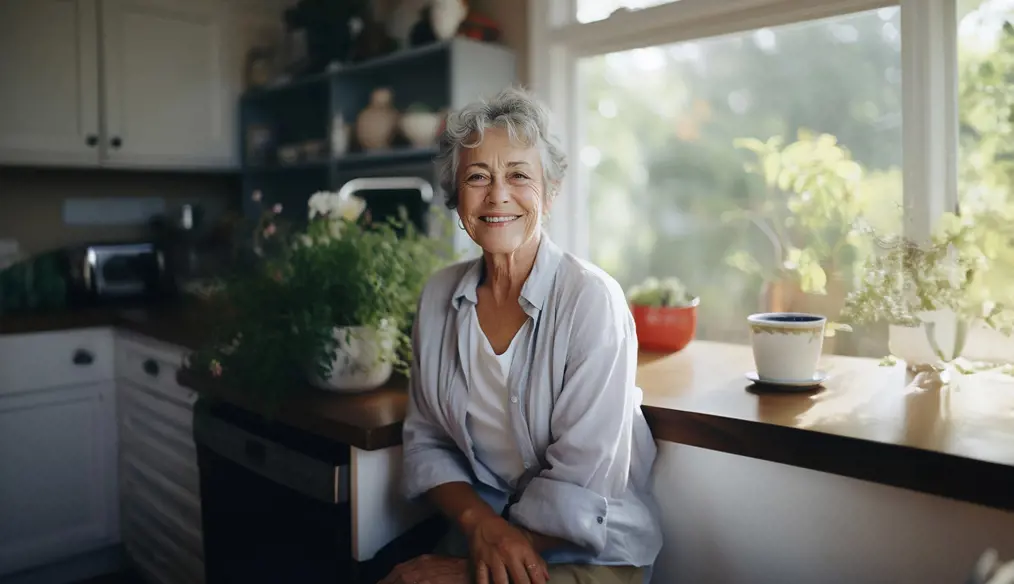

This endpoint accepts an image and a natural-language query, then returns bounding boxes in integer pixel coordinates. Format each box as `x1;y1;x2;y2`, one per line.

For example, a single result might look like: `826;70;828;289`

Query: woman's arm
427;482;550;584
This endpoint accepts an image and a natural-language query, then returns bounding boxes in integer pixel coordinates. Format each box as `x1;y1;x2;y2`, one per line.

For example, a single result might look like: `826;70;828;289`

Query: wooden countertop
638;341;1014;512
7;307;1014;512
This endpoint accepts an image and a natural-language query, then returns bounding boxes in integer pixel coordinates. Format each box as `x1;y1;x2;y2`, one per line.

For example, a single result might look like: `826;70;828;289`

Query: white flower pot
309;325;395;393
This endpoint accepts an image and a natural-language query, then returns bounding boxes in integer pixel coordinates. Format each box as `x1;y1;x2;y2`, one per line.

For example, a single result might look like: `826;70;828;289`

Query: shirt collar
451;236;564;314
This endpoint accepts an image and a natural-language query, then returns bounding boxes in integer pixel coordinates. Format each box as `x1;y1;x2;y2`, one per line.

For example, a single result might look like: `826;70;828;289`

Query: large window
579;9;902;357
532;0;1014;361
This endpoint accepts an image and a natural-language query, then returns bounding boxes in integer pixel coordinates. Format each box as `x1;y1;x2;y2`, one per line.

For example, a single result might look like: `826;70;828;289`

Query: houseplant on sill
627;276;699;353
839;209;1014;386
187;189;450;403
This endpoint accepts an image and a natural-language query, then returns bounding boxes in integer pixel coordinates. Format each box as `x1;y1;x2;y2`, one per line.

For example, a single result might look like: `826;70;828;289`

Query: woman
381;87;662;584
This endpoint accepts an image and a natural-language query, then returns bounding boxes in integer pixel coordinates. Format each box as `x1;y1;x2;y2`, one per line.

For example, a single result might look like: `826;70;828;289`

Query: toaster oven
65;242;174;303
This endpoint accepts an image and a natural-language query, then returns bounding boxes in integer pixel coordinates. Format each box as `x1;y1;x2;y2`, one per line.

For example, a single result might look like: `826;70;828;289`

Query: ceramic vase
310;325;395;393
356;88;398;151
399;111;442;148
430;0;467;40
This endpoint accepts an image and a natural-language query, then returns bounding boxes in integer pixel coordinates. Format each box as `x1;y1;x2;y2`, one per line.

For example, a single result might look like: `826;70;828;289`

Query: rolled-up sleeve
402;304;473;501
508;282;637;554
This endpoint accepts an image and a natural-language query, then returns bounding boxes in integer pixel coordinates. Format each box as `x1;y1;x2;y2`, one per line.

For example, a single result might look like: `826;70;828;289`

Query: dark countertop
7;308;1014;514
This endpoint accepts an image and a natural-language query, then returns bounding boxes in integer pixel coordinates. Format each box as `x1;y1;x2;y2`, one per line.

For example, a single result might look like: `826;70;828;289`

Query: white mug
747;312;826;381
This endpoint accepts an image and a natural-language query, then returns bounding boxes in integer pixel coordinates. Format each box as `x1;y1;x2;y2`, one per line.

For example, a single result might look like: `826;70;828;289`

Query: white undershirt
466;305;528;487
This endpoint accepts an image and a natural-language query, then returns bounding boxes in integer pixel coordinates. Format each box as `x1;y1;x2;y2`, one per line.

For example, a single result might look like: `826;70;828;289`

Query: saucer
745;370;828;390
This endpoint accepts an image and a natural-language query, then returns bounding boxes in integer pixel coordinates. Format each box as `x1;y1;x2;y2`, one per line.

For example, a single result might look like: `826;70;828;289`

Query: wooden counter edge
643;404;1014;514
176;368;406;452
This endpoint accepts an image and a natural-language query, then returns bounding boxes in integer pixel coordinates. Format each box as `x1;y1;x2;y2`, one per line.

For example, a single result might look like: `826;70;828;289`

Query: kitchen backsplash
0;166;240;256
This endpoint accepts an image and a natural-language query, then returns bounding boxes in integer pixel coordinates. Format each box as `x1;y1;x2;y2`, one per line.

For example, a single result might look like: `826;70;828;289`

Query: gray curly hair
435;86;569;210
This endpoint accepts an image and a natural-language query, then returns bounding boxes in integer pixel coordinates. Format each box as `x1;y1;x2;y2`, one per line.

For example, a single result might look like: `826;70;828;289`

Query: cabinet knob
142;358;160;377
86;135;98;147
110;137;122;148
72;349;94;366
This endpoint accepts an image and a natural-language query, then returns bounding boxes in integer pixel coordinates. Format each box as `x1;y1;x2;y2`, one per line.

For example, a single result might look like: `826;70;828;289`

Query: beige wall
0;167;238;256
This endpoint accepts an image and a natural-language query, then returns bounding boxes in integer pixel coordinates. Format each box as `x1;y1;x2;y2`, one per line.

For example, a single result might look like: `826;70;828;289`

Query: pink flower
252;190;262;202
273;203;283;214
263;223;276;237
209;359;223;377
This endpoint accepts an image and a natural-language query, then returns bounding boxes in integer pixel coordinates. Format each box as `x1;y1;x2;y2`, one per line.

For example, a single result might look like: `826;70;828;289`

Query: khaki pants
546;564;644;584
434;527;643;583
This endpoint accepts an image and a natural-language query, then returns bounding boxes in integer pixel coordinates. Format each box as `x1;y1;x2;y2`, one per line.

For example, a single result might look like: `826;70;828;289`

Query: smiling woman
380;87;662;584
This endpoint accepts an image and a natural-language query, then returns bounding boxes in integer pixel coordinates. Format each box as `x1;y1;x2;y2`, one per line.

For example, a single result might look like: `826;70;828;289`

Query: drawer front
119;379;195;446
116;334;194;407
121;451;203;553
120;394;200;496
0;328;114;395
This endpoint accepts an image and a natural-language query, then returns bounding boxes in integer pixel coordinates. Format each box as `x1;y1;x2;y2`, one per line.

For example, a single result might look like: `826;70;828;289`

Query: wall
0;167;239;256
649;442;1014;583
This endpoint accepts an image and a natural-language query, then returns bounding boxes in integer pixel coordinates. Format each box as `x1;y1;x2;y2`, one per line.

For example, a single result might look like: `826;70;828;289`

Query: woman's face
456;127;550;256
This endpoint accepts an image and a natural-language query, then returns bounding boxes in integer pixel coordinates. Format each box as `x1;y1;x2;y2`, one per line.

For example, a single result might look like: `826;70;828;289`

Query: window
531;0;1014;363
577;9;902;357
577;0;677;23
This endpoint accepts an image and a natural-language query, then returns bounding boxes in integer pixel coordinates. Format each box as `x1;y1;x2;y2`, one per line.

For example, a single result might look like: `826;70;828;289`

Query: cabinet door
0;381;119;576
100;0;234;170
0;0;101;166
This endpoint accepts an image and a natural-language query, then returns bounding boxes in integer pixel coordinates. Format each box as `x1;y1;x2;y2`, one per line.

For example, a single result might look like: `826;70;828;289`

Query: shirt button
510;395;518;404
596;516;604;524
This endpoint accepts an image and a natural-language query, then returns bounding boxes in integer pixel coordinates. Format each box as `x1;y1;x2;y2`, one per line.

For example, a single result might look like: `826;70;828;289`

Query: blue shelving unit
238;38;516;230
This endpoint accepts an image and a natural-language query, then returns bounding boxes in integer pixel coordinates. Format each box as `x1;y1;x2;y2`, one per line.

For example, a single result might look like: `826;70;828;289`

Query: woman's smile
479;214;523;226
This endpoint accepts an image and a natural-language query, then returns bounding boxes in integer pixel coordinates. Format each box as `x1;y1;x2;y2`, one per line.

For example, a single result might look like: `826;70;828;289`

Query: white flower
306;190;367;222
328;218;345;240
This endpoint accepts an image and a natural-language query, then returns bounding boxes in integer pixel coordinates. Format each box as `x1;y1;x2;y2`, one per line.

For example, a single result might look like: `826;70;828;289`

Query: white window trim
528;0;959;258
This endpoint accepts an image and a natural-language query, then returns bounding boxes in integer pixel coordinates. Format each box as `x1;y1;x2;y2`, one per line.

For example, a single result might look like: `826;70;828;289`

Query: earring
457;217;465;230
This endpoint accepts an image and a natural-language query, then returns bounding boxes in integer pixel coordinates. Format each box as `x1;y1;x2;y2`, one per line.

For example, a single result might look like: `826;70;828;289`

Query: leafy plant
723;131;900;295
187;190;452;403
627;276;697;307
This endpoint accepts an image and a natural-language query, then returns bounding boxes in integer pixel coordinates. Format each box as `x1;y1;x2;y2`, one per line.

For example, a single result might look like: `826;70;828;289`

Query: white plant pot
309;325;395;393
888;309;964;367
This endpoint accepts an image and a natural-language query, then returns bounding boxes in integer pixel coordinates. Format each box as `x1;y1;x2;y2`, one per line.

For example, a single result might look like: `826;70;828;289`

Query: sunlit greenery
581;1;1014;357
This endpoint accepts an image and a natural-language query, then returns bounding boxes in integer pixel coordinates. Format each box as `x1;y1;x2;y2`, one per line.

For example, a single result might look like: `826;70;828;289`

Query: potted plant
627;276;700;353
723;131;900;353
291;190;447;392
187;189;450;401
839;209;1014;378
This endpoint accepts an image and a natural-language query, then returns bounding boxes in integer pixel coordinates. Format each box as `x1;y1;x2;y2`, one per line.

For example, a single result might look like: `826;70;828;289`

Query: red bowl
630;299;699;353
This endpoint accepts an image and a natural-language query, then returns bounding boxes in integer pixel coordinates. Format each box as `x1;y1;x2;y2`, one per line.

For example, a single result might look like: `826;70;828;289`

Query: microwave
64;242;174;303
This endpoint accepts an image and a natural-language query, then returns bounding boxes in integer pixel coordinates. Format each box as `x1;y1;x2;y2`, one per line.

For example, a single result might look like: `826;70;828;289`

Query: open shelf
334;147;438;167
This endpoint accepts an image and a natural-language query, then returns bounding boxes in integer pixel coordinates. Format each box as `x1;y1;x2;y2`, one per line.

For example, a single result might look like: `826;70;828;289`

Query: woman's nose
487;179;510;203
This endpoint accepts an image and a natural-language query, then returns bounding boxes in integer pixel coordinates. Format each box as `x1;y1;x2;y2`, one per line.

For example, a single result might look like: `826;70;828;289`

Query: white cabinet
0;0;284;170
116;332;205;584
0;329;119;577
0;0;102;166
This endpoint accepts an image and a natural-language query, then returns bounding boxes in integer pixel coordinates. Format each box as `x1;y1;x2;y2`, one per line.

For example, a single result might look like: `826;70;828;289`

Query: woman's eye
467;174;489;182
509;173;530;181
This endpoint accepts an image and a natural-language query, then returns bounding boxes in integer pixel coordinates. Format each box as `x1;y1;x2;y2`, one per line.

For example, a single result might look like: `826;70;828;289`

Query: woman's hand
379;554;470;584
465;515;550;584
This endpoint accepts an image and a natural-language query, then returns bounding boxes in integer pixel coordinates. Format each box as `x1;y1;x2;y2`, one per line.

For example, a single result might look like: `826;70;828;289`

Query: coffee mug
747;312;826;381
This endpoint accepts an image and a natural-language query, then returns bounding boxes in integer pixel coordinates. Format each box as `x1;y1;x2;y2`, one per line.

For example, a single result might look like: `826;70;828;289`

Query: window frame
527;0;959;256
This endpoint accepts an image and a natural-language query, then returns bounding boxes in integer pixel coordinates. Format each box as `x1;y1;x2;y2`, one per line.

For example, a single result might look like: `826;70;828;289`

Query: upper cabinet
0;0;102;166
0;0;285;171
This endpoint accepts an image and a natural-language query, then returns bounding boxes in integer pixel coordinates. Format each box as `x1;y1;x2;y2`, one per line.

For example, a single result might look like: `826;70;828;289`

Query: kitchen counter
7;307;1014;514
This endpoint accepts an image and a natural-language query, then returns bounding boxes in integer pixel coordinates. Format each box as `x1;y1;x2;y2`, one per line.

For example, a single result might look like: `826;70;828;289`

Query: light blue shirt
401;236;663;568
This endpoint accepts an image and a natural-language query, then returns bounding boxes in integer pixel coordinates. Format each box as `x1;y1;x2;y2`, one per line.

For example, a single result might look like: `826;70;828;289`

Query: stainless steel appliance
64;241;174;304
